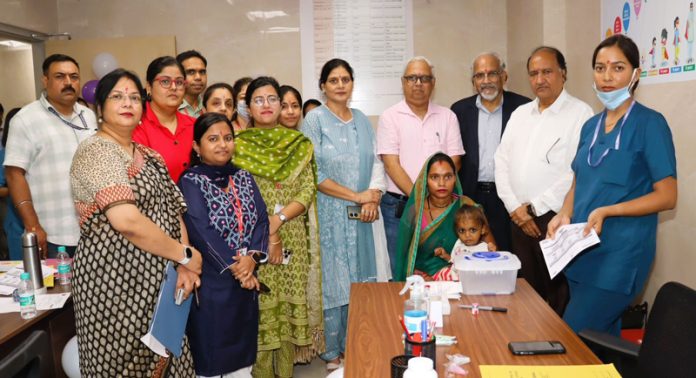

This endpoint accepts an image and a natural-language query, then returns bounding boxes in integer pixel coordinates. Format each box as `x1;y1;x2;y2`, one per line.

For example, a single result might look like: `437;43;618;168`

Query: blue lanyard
47;107;90;131
587;101;635;167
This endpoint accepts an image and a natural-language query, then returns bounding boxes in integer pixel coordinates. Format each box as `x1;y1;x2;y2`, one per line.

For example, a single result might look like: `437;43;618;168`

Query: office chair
0;330;52;378
579;281;696;378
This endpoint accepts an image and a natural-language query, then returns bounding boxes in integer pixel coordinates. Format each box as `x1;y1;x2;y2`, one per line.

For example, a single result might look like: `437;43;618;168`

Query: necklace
427;196;451;221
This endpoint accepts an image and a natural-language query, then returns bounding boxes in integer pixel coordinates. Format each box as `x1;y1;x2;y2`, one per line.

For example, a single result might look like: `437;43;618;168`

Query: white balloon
61;336;81;378
92;52;118;79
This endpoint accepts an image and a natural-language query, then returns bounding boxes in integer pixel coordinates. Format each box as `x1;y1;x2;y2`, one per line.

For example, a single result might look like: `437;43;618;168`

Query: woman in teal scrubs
547;34;677;335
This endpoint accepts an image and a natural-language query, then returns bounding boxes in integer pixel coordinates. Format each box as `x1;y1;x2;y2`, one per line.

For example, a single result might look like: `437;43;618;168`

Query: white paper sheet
0;292;71;314
539;223;600;279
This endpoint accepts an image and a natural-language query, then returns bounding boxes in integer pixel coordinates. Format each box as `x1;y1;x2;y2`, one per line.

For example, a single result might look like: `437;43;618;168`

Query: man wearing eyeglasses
4;54;97;258
177;50;208;118
376;56;465;274
451;52;531;253
494;47;593;315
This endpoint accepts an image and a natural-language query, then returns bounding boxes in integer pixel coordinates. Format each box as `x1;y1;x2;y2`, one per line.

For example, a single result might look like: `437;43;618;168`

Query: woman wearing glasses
232;77;323;378
133;56;195;182
70;69;201;376
301;58;386;372
547;35;677;335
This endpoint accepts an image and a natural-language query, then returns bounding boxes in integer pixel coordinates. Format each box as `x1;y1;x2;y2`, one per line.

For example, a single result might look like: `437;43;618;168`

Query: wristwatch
277;211;288;223
178;245;193;265
527;203;537;217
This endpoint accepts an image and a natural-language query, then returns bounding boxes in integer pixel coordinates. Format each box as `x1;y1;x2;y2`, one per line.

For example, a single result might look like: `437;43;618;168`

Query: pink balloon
634;0;641;17
81;80;99;104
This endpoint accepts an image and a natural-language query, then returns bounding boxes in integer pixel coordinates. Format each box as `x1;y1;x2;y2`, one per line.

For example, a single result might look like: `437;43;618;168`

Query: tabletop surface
344;279;601;377
0;284;71;345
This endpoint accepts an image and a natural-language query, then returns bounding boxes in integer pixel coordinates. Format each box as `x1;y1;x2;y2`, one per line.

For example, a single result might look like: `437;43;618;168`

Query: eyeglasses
153;76;186;89
473;70;502;81
251;95;280;107
326;77;352;85
528;68;558;79
403;75;434;84
107;92;143;105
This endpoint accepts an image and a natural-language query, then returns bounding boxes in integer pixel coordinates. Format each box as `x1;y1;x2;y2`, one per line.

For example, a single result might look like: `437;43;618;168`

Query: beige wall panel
45;36;176;83
0;0;58;33
506;0;543;98
0;46;36;111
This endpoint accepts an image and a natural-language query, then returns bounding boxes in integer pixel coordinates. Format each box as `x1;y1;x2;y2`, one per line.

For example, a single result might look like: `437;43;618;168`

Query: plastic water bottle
19;272;37;319
401;275;429;334
56;246;72;285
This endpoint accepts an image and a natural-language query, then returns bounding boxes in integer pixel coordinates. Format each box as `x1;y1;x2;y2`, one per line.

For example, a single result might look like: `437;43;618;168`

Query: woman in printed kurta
548;35;677;335
232;76;323;378
179;113;269;377
301;58;386;369
70;69;200;376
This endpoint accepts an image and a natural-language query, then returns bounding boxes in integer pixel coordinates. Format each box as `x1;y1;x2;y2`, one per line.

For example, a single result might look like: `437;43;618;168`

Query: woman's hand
486;242;497;251
239;275;260;291
231;255;256;281
434;247;451;261
175;264;201;301
183;247;203;275
359;202;378;223
354;189;381;204
268;240;283;265
413;269;434;282
546;213;571;239
584;207;609;236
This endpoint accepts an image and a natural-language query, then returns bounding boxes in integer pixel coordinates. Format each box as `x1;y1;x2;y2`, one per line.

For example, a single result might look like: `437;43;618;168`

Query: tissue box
453;252;521;295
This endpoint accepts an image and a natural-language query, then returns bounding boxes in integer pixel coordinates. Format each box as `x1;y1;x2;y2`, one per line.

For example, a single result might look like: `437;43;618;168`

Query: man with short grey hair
377;56;465;274
451;52;531;252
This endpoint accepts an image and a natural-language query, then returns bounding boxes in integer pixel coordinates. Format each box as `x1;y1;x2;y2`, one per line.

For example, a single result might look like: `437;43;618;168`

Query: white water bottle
403;357;437;378
19;272;37;319
56;246;72;285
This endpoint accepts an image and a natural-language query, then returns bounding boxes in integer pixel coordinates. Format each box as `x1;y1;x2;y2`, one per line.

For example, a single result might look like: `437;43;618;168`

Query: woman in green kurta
395;153;495;281
232;76;323;378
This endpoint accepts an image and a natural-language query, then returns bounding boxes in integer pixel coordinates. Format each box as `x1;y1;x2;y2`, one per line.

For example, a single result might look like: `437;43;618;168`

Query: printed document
539;223;600;279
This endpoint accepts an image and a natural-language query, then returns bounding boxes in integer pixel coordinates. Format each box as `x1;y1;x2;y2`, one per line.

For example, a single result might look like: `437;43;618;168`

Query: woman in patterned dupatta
232;76;323;378
394;153;495;281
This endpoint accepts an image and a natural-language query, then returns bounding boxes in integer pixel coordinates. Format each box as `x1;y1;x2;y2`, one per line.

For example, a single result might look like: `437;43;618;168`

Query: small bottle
19;272;37;319
401;275;428;334
403;356;437;378
56;246;72;285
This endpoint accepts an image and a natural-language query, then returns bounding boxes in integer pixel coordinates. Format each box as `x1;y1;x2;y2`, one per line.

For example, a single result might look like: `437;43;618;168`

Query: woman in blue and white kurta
179;113;269;377
301;58;387;366
547;35;677;336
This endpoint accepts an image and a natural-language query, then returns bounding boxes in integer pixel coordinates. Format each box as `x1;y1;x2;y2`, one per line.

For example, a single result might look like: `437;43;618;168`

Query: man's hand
27;224;48;258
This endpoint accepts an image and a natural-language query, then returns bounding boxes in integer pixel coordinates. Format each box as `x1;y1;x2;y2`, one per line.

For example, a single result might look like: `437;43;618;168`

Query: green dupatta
232;126;325;360
394;154;476;281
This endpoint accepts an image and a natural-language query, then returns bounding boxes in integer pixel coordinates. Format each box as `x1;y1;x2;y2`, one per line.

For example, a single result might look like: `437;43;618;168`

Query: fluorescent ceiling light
246;10;288;21
0;40;31;48
261;27;300;34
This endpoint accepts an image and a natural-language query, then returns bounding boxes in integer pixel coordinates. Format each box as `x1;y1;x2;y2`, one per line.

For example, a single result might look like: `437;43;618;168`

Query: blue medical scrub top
565;102;676;296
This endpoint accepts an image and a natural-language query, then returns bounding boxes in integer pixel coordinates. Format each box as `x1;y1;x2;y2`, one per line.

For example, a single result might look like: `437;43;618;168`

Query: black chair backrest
0;330;52;378
638;281;696;378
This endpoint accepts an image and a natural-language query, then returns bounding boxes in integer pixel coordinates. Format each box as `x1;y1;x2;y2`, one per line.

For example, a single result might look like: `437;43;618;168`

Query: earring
98;117;103;123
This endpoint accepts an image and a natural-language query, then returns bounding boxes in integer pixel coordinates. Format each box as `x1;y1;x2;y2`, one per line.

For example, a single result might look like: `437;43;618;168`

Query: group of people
0;33;677;377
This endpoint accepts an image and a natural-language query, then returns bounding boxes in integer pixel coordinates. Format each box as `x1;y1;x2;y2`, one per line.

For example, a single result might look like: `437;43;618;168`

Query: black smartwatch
527;203;537;217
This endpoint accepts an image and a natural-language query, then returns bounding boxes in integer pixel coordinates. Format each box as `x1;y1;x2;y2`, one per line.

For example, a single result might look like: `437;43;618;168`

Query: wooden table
344;280;601;377
0;285;75;378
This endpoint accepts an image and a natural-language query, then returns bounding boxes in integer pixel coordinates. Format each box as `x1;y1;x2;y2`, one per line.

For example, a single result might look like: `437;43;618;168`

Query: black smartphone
508;341;566;355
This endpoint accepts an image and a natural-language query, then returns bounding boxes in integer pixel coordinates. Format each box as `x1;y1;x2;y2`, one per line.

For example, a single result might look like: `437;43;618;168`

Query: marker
458;304;507;313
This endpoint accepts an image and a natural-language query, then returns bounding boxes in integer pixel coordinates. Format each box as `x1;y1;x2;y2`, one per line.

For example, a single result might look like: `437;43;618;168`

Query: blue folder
140;262;192;358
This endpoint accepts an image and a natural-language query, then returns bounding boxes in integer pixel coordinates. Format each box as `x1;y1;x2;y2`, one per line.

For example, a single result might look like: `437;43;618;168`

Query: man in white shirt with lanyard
4;54;97;258
494;46;593;315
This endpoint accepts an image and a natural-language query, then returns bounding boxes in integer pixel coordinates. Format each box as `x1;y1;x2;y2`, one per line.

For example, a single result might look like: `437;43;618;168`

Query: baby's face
456;219;484;246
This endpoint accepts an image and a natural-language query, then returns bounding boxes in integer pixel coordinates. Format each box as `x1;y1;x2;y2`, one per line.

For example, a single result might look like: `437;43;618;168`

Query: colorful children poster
602;0;696;84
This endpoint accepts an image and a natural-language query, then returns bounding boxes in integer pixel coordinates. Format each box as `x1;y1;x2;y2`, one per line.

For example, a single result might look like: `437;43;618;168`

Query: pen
458;304;508;313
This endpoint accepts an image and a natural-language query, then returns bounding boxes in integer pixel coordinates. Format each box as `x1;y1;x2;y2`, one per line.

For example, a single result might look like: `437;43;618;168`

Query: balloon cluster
81;53;119;104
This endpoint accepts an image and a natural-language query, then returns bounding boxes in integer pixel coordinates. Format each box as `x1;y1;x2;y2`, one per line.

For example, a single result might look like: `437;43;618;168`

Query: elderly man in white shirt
494;46;593;315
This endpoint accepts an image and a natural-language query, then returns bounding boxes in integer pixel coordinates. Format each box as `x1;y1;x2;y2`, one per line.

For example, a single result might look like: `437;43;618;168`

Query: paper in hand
539;223;600;279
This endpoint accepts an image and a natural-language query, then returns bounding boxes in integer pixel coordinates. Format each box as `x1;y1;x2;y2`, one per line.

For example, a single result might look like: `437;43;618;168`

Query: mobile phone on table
508;341;566;355
347;205;361;220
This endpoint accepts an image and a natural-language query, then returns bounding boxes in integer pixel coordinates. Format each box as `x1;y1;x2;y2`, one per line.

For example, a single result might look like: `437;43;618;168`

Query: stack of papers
0;264;56;294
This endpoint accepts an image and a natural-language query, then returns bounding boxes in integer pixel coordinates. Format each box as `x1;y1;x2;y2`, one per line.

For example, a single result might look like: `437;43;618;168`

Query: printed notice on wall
300;0;414;115
601;0;696;84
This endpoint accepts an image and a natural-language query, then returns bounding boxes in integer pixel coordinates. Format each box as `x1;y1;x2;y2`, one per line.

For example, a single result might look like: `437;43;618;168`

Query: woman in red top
133;56;195;182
